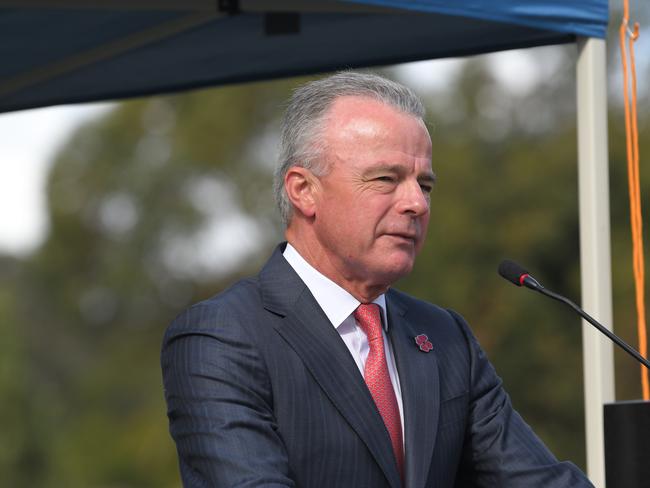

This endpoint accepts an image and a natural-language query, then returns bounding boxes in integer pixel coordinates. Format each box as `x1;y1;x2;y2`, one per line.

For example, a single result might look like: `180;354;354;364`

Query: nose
396;180;430;217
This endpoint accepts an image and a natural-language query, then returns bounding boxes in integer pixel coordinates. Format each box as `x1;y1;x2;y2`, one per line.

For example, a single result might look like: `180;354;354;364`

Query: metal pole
576;36;615;488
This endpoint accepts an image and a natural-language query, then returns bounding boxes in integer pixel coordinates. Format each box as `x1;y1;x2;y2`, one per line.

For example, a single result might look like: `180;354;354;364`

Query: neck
285;228;388;303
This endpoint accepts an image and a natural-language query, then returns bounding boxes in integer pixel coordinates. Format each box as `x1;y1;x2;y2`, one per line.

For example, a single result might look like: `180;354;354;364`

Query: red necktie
354;303;404;478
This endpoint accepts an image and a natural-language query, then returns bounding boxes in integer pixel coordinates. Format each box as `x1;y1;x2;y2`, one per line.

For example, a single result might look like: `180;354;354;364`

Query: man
162;72;593;487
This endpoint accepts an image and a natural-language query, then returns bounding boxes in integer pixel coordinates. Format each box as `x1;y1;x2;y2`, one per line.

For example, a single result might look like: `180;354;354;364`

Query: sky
0;40;645;257
0;102;114;256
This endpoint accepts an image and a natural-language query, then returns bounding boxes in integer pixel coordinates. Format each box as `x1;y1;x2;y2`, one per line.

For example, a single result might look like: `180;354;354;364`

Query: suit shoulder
388;288;457;322
163;276;261;341
388;288;474;341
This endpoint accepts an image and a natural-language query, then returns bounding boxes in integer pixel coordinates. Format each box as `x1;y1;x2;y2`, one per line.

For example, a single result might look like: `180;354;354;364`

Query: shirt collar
283;243;388;330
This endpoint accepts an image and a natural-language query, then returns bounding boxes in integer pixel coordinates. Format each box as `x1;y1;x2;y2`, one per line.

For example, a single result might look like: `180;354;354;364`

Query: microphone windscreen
498;260;528;286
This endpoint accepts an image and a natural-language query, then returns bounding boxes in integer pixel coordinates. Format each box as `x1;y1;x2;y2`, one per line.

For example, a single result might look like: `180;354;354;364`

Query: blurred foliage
0;79;294;487
1;40;649;486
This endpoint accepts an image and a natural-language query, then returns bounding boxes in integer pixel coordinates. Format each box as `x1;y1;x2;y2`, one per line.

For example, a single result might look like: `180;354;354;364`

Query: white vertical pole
576;36;615;488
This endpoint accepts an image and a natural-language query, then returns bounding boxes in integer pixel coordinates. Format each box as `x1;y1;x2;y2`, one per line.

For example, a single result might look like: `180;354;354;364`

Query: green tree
4;79;297;487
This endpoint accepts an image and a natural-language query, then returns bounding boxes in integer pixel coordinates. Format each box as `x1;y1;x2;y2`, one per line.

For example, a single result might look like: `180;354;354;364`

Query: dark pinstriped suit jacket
162;244;593;487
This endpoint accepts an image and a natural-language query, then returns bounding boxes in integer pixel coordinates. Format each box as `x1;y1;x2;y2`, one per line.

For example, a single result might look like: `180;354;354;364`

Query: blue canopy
0;0;608;113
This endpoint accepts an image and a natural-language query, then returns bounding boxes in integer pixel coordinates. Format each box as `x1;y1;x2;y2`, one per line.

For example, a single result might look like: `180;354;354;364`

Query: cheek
421;212;430;232
342;202;377;228
416;213;431;246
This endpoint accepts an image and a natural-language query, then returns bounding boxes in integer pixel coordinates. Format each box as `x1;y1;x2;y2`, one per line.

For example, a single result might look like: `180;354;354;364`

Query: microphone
498;260;543;290
498;259;650;370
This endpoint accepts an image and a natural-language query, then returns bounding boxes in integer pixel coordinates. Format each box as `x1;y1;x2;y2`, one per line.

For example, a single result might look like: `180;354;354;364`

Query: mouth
384;233;417;244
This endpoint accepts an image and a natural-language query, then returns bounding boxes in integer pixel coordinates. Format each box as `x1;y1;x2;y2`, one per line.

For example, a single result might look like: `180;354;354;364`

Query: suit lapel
386;290;440;488
259;245;402;488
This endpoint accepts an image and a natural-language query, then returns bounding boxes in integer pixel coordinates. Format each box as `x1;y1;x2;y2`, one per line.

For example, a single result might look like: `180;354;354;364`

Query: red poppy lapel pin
414;334;433;352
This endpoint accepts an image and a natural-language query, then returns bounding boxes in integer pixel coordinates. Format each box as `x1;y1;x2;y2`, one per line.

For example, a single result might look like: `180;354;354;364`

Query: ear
284;166;318;218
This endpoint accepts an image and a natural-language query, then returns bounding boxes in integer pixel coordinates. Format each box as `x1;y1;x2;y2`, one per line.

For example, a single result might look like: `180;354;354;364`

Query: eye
376;175;395;183
419;183;433;194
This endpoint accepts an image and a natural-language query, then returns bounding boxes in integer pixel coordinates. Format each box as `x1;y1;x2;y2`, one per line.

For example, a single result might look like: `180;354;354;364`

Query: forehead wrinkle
365;161;432;173
324;99;410;145
326;118;388;155
321;97;432;174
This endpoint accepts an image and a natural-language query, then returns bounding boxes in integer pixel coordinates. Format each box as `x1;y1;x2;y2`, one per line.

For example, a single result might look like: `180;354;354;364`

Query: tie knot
354;303;383;341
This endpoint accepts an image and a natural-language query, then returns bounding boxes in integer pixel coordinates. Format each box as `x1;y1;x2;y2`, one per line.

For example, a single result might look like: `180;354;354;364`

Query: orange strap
619;1;648;400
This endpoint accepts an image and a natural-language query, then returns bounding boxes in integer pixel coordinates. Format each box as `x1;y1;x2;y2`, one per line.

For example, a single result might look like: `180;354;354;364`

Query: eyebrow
419;172;437;184
367;163;437;184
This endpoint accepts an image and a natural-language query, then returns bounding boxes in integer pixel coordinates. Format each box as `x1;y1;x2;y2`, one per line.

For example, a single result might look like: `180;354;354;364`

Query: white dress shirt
283;243;405;438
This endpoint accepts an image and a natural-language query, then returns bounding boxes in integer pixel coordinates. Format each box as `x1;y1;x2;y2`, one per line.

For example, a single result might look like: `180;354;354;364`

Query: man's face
310;96;433;292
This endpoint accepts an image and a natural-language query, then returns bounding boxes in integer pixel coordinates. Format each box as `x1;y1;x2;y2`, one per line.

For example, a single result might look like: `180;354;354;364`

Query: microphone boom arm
524;274;650;370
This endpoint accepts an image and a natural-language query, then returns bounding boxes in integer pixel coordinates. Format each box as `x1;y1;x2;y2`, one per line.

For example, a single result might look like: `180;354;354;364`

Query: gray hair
274;71;426;225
